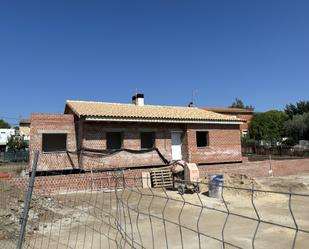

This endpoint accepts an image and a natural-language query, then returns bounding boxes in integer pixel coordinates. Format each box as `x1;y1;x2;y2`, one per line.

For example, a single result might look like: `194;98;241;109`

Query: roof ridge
66;100;204;110
64;100;244;123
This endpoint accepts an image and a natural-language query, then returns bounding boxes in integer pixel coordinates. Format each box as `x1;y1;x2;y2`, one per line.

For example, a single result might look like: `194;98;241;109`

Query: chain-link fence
1;151;309;249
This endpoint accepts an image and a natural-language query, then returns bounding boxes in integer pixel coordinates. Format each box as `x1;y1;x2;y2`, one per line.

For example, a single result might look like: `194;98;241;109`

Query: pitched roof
65;100;243;124
202;107;254;114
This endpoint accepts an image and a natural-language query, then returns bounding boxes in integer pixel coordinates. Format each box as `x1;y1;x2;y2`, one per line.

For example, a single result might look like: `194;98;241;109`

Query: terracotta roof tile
65;100;243;123
202;107;254;113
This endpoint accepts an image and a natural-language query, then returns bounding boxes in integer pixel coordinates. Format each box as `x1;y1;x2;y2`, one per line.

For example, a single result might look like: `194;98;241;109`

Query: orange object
184;163;200;183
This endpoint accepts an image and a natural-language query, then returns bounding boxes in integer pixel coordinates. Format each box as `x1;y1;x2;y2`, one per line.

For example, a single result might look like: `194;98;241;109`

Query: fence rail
0;151;29;163
242;145;309;157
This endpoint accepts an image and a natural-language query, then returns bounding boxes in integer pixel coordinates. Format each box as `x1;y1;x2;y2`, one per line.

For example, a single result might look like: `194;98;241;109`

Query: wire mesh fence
1;151;309;249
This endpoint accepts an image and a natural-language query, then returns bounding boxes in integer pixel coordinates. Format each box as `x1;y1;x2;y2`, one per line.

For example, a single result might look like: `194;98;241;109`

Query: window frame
106;132;123;150
42;133;67;153
196;131;209;148
140;132;155;150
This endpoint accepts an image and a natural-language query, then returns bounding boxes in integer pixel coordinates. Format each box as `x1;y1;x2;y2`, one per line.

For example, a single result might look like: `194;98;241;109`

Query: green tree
229;98;254;110
249;110;287;144
7;136;28;151
285;101;309;119
283;113;309;142
0;119;10;128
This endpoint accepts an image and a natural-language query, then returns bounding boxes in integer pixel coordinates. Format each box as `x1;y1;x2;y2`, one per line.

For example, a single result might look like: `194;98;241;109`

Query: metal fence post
16;150;39;249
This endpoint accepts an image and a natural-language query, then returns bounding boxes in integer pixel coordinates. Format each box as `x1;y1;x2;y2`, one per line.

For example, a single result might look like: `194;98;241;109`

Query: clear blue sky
1;1;309;125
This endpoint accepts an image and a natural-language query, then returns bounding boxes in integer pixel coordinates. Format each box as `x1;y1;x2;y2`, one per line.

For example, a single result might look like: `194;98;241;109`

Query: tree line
246;100;309;146
1;99;308;149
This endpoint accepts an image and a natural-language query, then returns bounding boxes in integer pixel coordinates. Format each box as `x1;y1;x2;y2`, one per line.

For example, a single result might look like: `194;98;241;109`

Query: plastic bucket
208;175;224;198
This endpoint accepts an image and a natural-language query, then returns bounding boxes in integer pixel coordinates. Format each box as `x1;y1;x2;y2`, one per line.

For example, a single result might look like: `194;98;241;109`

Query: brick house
30;94;243;173
202;107;253;137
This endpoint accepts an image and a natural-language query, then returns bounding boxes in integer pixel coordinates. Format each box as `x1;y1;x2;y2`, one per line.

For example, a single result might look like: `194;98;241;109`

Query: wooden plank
150;168;173;188
151;176;172;179
151;174;172;178
152;184;172;187
152;181;172;185
151;174;171;177
152;181;172;184
151;169;170;172
151;176;171;179
151;179;172;182
152;178;172;182
151;172;171;176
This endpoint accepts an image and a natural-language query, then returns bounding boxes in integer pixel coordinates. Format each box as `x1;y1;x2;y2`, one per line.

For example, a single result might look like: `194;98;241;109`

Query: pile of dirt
200;173;262;197
205;174;308;199
0;181;64;242
223;174;259;188
257;177;309;193
202;174;259;188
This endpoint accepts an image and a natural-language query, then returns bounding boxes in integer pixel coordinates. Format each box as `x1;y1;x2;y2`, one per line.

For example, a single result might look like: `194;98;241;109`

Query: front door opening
171;132;182;160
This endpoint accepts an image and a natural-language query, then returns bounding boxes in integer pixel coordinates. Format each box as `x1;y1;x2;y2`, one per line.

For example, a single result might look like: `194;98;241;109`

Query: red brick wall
198;158;309;178
4;168;152;195
237;113;253;131
30;115;242;171
80;122;178;170
185;124;242;164
4;158;309;194
206;111;253;134
30;114;78;171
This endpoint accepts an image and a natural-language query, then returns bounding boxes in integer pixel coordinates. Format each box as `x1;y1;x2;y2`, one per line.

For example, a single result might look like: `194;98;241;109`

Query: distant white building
19;119;31;141
294;140;309;150
0;129;16;151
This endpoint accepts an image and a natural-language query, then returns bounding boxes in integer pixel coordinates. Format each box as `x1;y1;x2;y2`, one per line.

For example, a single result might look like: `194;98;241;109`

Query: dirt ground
1;173;309;249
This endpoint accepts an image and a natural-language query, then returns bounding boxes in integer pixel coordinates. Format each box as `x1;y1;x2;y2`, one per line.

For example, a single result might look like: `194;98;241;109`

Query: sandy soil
1;174;309;249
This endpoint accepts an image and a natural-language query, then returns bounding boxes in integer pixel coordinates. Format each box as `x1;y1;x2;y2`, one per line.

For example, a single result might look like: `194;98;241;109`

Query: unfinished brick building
202;107;253;137
29;94;243;174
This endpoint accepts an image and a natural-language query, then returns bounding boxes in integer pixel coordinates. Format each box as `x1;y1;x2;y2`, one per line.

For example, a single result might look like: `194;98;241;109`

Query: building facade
202;107;253;137
30;95;243;172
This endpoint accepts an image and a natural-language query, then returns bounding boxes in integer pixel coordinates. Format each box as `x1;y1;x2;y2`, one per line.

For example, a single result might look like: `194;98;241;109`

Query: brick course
30;114;78;171
80;122;174;170
3;159;309;195
186;124;242;164
30;114;243;171
4;168;152;195
198;158;309;178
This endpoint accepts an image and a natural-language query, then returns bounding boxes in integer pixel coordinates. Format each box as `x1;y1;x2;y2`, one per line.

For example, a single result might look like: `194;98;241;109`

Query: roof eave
202;108;254;114
84;116;244;125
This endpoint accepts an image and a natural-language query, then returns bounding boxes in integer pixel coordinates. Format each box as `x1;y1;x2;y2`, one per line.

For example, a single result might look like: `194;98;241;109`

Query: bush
241;137;256;147
7;136;29;152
